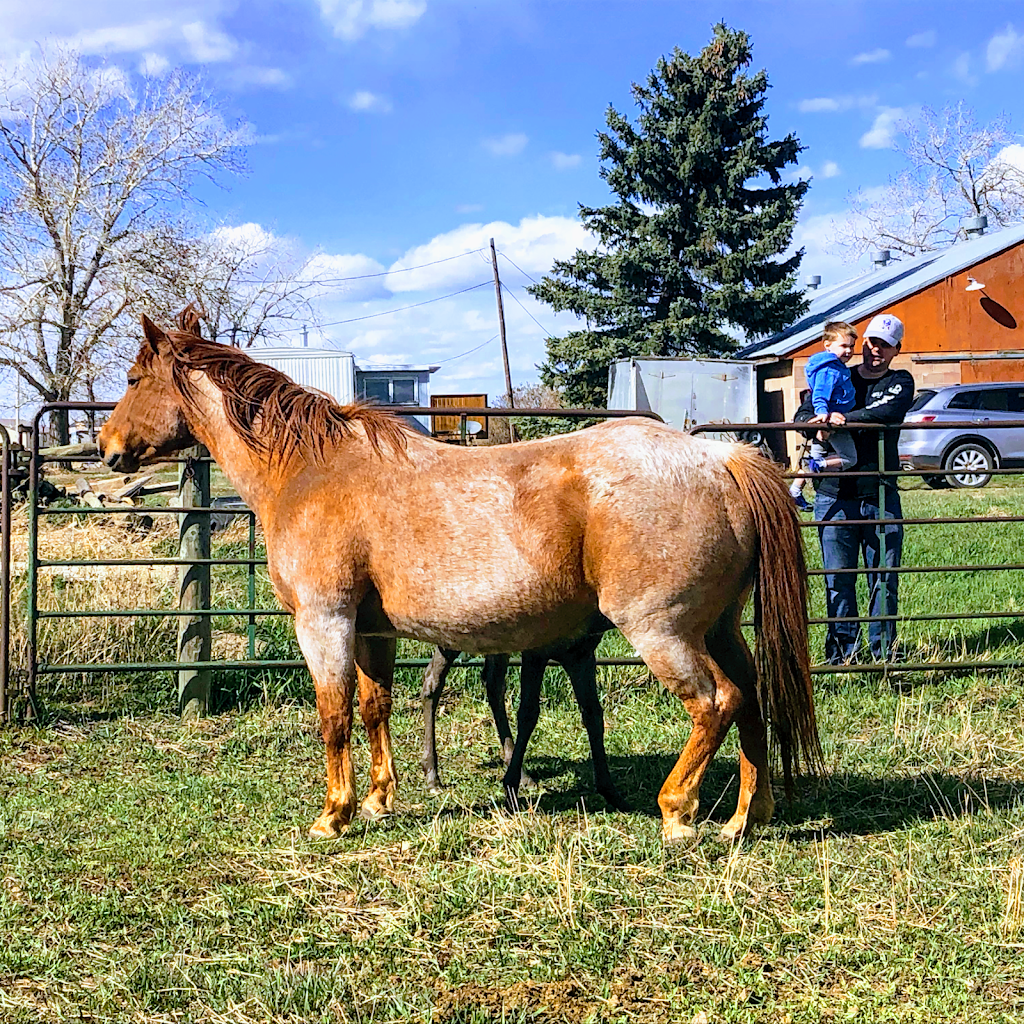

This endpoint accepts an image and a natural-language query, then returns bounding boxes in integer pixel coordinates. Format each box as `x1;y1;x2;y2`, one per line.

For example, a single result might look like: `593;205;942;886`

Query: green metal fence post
178;446;212;718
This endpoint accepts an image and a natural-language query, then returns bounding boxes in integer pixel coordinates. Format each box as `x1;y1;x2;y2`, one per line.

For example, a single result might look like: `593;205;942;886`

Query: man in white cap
809;312;915;664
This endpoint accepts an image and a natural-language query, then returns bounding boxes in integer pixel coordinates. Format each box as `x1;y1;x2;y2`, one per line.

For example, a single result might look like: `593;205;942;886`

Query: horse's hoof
599;787;631;813
425;782;445;797
359;794;394;821
308;814;347;839
662;820;698;844
719;820;748;844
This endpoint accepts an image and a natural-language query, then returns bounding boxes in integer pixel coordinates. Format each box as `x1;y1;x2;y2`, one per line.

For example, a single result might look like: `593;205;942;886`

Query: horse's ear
141;314;166;356
176;303;204;337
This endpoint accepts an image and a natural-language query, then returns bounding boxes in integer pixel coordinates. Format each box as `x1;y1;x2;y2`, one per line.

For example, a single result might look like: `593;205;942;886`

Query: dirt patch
433;969;676;1023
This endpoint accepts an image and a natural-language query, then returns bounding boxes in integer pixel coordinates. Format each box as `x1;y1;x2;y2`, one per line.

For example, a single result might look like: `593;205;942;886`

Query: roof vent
965;215;988;238
805;275;822;291
870;250;891;268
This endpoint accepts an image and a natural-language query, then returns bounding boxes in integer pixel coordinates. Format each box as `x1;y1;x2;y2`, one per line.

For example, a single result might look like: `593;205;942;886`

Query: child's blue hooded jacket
805;351;855;415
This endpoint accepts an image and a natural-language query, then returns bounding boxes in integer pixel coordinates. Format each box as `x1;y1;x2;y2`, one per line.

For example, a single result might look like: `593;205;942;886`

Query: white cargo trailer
607;356;760;440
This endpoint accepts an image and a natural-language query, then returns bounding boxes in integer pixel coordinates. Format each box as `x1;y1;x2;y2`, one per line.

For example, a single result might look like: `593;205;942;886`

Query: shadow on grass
428;750;1024;838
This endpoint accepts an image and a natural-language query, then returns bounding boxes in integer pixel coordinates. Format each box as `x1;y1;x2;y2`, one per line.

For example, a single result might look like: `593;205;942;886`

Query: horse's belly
372;576;596;654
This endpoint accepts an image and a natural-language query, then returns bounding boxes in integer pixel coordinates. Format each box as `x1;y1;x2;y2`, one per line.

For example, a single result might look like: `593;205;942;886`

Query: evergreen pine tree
530;23;809;407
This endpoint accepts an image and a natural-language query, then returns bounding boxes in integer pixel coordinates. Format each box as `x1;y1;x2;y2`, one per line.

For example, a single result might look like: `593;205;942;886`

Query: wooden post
178;446;212;718
489;237;517;442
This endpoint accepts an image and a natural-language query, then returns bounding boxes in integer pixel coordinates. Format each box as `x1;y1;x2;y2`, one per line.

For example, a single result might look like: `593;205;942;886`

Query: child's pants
812;428;857;470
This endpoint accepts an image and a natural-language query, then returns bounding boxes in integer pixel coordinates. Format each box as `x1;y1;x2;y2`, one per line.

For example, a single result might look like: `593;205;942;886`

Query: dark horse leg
559;634;630;812
420;647;459;794
503;629;627;812
421;648;531;794
482;653;534;787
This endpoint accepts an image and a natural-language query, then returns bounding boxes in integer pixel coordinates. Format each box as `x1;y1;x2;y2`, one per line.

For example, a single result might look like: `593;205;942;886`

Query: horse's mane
141;318;411;463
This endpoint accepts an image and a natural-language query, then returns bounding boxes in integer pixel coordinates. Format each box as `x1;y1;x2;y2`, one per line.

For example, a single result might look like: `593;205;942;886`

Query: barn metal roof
736;221;1024;359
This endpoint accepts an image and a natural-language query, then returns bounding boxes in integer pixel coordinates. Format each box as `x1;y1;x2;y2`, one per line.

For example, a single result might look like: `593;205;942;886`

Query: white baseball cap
864;313;904;347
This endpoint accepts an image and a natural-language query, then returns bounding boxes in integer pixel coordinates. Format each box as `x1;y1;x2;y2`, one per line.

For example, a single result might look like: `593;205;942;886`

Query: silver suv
899;382;1024;488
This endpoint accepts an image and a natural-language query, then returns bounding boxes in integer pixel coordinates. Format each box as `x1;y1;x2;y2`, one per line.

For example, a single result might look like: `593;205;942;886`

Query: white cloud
986;24;1024;72
821;161;841;178
231;66;292;89
69;19;175;56
348;90;393;114
860;107;905;149
953;51;977;85
797;94;877;114
851;48;891;65
181;20;237;62
550;151;581;170
385;214;594;292
798;97;841;113
302;251;390;301
139;51;170;77
994;143;1024;174
483;133;528;157
906;30;937;48
318;0;427;41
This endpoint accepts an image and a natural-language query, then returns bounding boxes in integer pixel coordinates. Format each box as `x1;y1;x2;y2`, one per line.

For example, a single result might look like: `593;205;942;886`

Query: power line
497;250;542;286
500;282;556;339
274;280;492;333
436;334;499;364
235;247;486;287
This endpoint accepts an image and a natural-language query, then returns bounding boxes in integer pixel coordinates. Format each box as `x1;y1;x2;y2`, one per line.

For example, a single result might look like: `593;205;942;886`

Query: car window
908;389;936;413
1007;389;1024;414
946;390;980;410
977;389;1010;412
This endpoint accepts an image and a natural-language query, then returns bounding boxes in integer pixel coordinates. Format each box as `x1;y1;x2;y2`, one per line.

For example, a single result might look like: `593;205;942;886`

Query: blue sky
6;0;1024;404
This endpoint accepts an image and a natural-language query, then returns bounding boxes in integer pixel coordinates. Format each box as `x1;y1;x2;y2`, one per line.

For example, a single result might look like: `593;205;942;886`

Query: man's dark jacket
798;364;915;500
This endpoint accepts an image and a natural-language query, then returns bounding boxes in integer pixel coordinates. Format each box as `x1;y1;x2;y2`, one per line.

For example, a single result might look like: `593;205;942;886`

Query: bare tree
0;48;247;442
831;103;1024;261
152;222;323;347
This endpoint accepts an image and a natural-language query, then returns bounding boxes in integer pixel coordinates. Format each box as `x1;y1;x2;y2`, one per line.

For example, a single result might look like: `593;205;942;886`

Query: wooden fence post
178;445;212;718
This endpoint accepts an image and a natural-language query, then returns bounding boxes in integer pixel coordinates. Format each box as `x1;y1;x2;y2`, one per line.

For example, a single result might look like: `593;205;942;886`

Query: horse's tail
724;444;823;795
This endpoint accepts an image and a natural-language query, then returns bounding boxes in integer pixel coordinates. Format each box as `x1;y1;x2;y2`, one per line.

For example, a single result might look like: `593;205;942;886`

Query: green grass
3;479;1024;1021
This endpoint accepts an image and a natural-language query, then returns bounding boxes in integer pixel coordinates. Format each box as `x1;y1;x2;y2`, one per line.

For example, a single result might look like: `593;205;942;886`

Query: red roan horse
98;314;822;843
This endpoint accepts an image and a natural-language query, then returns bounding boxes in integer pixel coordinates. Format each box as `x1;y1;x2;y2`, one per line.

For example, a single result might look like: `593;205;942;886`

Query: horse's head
98;315;197;472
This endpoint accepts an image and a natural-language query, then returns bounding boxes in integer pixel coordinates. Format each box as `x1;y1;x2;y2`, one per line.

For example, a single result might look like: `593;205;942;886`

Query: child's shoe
807;457;825;473
793;494;812;512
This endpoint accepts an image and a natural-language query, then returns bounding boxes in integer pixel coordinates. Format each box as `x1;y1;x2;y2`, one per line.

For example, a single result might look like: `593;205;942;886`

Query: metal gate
6;409;1024;721
8;404;661;720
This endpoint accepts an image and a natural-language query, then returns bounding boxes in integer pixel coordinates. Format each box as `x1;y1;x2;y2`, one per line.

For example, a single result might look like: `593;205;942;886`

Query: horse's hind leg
559;636;629;812
483;654;534;787
628;632;742;842
421;647;459;794
355;636;399;820
706;607;774;841
502;652;545;810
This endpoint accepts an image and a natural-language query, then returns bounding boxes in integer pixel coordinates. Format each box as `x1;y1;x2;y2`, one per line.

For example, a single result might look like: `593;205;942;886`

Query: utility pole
490;237;516;442
302;325;308;348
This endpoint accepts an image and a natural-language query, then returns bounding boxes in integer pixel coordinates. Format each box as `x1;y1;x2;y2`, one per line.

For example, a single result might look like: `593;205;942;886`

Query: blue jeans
813;491;904;664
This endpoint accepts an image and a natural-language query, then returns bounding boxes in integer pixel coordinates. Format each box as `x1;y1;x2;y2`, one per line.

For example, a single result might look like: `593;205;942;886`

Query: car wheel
943;442;994;488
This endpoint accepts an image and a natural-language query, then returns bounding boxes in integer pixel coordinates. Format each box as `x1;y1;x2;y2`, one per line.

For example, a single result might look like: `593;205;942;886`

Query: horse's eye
127;376;140;388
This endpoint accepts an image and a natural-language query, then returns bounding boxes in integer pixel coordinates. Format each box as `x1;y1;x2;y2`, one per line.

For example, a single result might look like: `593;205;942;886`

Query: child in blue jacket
790;321;857;509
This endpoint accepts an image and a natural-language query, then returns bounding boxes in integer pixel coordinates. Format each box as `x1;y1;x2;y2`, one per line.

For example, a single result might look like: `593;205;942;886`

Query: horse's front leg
421;647;460;794
295;606;359;839
356;636;399;819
